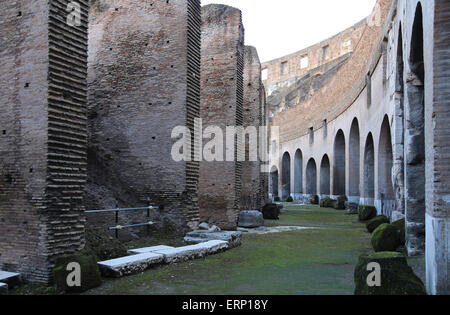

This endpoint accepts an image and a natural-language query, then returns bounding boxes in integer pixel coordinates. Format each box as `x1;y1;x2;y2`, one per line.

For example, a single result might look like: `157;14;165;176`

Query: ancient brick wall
199;4;244;230
241;46;263;210
0;0;88;282
87;0;201;233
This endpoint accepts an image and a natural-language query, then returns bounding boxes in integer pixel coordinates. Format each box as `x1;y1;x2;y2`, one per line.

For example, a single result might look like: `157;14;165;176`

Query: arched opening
349;118;360;203
378;116;395;218
294;149;303;198
333;129;346;196
306;158;317;195
405;3;425;256
393;24;406;218
363;133;375;205
281;152;291;199
270;166;279;199
320;155;330;195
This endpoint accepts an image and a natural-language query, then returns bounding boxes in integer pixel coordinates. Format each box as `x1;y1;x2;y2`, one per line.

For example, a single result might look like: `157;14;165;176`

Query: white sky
201;0;377;62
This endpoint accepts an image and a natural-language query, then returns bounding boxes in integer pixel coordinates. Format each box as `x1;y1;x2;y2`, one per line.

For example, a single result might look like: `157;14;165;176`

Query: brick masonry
241;46;264;210
0;0;89;283
87;0;201;233
199;4;245;230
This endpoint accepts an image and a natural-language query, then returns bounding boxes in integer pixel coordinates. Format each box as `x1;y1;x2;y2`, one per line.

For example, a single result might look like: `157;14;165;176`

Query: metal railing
85;197;159;238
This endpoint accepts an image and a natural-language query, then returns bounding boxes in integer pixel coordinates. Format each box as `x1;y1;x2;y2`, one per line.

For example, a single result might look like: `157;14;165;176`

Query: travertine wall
87;0;201;232
199;4;244;230
262;19;366;96
0;0;89;282
241;46;263;210
268;0;449;294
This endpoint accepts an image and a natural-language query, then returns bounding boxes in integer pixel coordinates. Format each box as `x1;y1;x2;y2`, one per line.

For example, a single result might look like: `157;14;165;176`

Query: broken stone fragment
199;222;210;230
238;210;264;228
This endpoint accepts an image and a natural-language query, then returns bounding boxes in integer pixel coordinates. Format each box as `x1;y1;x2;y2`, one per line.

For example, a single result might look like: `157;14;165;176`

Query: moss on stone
334;195;348;210
285;196;293;202
53;254;102;293
371;223;401;252
366;215;390;233
320;197;335;208
358;205;377;222
82;228;128;261
310;195;319;205
391;218;406;245
354;252;426;295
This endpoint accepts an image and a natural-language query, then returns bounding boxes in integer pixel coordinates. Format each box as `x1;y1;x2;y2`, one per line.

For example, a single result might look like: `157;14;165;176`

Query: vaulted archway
281;152;291;199
349;118;360;202
306;158;317;195
378;116;395;218
405;3;426;256
333;129;346;196
294;149;303;197
363;133;375;205
320;155;331;195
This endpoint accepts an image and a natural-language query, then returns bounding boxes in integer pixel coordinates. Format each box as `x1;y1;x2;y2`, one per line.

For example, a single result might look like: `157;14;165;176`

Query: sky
201;0;377;62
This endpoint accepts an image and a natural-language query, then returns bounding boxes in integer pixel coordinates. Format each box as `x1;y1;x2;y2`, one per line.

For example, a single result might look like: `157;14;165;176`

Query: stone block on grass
371;223;401;252
366;215;390;233
358;205;377;221
354;252;426;295
53;254;102;293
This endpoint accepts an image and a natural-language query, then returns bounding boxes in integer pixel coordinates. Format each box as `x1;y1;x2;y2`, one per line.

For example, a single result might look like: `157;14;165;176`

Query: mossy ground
11;203;426;295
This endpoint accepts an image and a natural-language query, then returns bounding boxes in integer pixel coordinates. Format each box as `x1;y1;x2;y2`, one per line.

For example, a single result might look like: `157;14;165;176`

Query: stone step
0;283;8;295
184;231;242;248
98;252;164;278
151;240;229;264
127;245;174;255
0;271;21;287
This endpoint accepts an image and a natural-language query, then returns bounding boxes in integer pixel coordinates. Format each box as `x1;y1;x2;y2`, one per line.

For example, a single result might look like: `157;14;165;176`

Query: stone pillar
0;0;89;283
199;4;245;230
87;0;201;232
426;0;450;295
241;46;263;210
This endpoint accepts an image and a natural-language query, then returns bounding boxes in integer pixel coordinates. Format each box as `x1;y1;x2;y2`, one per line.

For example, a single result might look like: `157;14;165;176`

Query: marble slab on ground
0;271;20;286
98;252;164;277
127;245;174;255
152;240;228;264
237;226;318;234
184;231;242;248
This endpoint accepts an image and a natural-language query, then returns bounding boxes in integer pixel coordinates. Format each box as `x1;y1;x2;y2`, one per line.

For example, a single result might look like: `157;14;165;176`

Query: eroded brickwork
241;46;263;210
0;0;89;282
87;0;201;233
199;4;244;230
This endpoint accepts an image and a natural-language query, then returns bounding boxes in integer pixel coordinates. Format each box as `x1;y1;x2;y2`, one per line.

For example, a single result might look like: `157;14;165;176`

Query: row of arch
271;116;393;205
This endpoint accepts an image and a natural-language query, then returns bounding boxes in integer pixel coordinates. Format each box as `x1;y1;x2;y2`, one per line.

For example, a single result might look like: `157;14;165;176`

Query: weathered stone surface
53;254;101;293
371;224;402;252
0;0;89;283
366;216;390;233
358;205;377;222
184;231;242;248
199;223;210;230
87;0;202;233
198;4;245;230
152;241;229;264
320;197;335;208
391;218;406;245
0;283;7;295
346;202;359;214
0;271;20;288
354;252;426;295
238;210;264;228
127;245;174;255
98;252;164;278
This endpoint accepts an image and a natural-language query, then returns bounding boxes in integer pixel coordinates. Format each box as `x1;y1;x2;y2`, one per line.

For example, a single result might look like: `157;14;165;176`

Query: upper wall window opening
300;55;309;69
262;68;268;81
322;45;329;61
280;61;288;75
